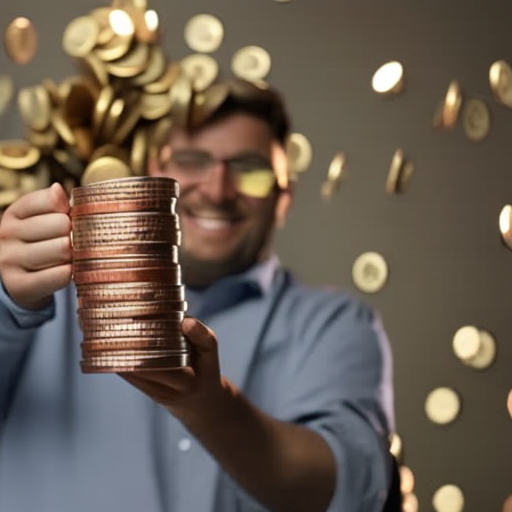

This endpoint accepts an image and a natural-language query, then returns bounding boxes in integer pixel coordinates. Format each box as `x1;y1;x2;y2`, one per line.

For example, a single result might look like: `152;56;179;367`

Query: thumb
182;317;220;378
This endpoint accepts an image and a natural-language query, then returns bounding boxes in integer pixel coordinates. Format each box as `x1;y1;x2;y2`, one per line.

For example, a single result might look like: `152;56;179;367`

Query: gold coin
111;93;141;146
424;387;461;425
112;0;148;9
321;152;347;199
59;77;98;129
352;251;389;294
507;391;512;421
0;188;22;208
144;62;180;94
232;45;272;81
372;61;404;95
95;32;132;62
388;433;402;462
62;16;99;58
432;485;464;512
51;110;76;146
189;82;229;129
467;330;496;370
0;167;20;189
73;127;95;160
385;149;404;194
140;92;172;120
100;97;126;141
489;60;512;108
441;80;462;129
184;14;224;53
137;9;159;43
19;164;50;193
106;41;149;77
90;144;130;164
18;85;52;132
462;98;491;142
403;494;419;512
499;204;512;249
168;74;193;127
4;17;38;65
26;126;58;153
93;85;115;135
81;156;132;185
90;8;115;46
180;54;219;92
397;160;414;193
286;133;312;175
131;126;149;175
0;74;14;116
0;140;40;169
42;79;60;106
452;325;481;362
400;466;415;495
108;9;135;37
80;53;109;87
131;45;166;87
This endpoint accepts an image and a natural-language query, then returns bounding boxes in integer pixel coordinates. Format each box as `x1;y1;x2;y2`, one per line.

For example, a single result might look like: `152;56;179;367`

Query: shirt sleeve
280;292;395;512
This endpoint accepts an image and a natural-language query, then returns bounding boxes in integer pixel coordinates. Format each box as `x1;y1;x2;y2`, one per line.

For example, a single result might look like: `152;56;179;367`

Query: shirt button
178;438;191;452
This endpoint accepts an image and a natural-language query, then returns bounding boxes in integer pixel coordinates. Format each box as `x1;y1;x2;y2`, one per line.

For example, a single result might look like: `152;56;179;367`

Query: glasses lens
236;169;276;198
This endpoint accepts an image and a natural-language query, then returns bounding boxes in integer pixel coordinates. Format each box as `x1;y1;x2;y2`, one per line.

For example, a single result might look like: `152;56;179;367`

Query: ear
274;188;293;229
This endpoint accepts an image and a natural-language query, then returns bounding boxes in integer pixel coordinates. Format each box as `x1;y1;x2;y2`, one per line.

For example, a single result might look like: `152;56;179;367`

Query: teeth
195;217;232;230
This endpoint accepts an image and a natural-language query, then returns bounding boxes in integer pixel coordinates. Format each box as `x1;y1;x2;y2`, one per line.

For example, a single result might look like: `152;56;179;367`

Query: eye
172;152;212;169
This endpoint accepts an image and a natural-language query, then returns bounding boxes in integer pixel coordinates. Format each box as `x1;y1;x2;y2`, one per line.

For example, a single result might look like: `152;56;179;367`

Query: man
0;78;395;512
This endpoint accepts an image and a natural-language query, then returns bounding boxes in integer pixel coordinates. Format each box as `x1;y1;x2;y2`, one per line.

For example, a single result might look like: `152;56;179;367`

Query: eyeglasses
166;149;279;198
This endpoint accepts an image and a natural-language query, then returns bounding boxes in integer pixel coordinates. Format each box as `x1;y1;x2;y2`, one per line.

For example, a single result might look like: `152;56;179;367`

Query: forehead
169;113;274;156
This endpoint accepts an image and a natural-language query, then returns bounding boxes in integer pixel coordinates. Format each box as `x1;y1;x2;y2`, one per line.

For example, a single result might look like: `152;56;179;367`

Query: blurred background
0;0;511;511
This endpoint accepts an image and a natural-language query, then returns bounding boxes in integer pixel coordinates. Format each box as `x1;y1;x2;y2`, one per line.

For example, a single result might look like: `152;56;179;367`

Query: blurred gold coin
321;152;347;199
403;494;419;512
18;85;51;132
468;330;496;370
397;160;414;192
388;433;403;462
372;61;404;95
138;9;159;43
19;164;50;193
4;17;38;65
26;126;58;152
81;156;132;185
441;80;462;129
112;0;148;9
0;189;22;208
180;54;218;92
90;8;115;46
100;97;126;141
131;126;149;175
0;140;40;169
95;31;132;62
62;16;99;58
131;45;166;87
489;60;512;108
452;325;481;362
424;387;461;425
0;168;20;189
80;53;109;87
51;110;76;146
140;92;172;120
507;390;512;420
144;62;181;94
286;132;312;175
111;94;141;146
352;252;389;294
499;204;512;249
90;144;129;164
432;485;464;512
385;149;404;194
42;79;60;106
93;85;115;134
232;45;272;81
59;78;98;129
169;74;193;127
73;127;94;160
189;82;229;128
108;9;135;37
0;75;14;116
400;466;415;495
107;41;149;77
184;14;224;53
462;98;490;142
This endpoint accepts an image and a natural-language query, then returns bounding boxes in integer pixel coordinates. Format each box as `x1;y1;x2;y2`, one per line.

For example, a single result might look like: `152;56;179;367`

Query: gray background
1;0;511;510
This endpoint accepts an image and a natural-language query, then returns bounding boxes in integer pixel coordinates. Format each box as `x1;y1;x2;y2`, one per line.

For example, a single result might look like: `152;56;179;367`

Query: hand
121;317;236;423
0;183;72;309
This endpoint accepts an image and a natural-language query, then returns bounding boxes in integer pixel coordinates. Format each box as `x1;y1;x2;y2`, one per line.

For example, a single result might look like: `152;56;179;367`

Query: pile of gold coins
71;176;189;373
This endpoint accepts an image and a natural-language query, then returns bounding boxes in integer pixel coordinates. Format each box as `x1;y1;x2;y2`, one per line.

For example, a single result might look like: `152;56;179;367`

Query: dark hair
190;78;292;146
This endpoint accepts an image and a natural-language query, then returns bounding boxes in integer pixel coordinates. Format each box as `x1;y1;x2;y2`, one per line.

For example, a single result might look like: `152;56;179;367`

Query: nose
198;163;238;203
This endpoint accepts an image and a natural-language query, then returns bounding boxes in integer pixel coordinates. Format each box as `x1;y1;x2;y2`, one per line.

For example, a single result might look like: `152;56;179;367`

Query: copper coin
70;198;177;216
71;176;179;198
73;243;179;262
81;336;188;351
72;211;179;229
4;17;38;65
79;310;185;325
73;267;181;285
73;256;179;272
81;317;183;330
71;230;181;249
82;327;183;339
76;285;185;303
80;353;190;373
78;301;187;319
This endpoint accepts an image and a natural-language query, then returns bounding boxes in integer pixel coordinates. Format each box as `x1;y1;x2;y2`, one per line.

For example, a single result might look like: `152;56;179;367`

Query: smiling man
0;78;396;512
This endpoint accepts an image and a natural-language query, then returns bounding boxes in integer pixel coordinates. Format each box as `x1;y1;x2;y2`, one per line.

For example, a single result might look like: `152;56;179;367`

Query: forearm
176;385;336;512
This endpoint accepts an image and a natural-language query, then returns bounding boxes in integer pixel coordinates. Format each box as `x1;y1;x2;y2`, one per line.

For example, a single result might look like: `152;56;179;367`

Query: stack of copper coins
70;176;190;373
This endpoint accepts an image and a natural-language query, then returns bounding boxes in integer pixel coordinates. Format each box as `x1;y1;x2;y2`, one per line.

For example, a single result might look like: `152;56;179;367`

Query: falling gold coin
432;485;465;512
62;16;99;58
462;98;490;142
452;325;481;362
441;80;463;129
424;387;461;425
388;433;403;462
231;45;272;81
0;74;14;116
372;61;404;95
400;466;415;495
489;60;512;108
385;149;404;194
286;132;312;176
352;252;389;294
468;330;496;370
180;54;219;92
4;17;38;65
184;14;224;53
321;152;347;199
403;494;419;512
499;204;512;250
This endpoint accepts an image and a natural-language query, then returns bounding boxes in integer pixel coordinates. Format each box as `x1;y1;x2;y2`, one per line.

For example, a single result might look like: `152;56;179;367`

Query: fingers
182;317;220;379
7;183;69;220
20;236;72;270
17;213;71;243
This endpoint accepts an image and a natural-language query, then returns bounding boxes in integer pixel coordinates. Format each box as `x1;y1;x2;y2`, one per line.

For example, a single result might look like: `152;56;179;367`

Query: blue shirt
0;256;395;512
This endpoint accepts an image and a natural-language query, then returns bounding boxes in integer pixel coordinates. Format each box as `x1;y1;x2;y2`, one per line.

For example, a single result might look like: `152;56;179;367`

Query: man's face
150;113;286;287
